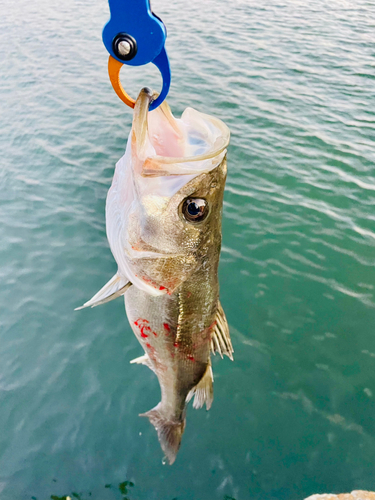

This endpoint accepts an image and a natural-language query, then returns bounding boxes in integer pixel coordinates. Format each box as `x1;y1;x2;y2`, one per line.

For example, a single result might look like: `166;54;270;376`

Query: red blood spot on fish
152;331;158;337
134;319;152;339
146;343;152;349
187;355;195;362
159;286;167;291
135;318;149;324
163;323;170;332
173;342;179;348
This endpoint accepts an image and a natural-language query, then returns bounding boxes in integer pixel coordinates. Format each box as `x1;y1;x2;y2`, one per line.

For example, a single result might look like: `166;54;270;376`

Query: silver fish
77;88;233;464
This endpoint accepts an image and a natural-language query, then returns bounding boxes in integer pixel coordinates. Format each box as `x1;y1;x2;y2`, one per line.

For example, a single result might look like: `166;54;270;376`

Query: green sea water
1;0;375;499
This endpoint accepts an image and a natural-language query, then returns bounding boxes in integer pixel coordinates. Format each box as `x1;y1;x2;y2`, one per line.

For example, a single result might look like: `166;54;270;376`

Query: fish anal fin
75;273;131;310
140;403;185;465
211;301;234;360
186;363;214;410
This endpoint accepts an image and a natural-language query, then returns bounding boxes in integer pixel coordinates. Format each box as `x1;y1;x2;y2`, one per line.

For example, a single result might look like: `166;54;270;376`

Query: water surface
1;0;375;498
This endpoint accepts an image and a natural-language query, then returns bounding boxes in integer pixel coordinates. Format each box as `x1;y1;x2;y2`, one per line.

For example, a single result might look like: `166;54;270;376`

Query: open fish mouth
132;88;230;178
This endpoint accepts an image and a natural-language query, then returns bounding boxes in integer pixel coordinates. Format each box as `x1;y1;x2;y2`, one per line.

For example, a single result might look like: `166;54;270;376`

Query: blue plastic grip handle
103;0;166;66
149;47;170;111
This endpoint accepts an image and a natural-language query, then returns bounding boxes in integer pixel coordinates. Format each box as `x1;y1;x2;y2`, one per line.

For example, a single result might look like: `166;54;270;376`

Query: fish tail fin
140;404;185;465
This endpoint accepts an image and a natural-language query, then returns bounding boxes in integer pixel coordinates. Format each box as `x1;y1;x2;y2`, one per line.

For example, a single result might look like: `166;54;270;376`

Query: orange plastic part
108;55;136;109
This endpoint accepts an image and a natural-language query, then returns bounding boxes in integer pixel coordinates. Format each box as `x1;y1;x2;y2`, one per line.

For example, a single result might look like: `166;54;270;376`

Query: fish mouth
132;89;230;178
127;241;183;260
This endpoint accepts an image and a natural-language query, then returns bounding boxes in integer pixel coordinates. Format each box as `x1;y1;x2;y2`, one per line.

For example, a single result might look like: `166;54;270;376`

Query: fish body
125;159;227;463
78;88;233;463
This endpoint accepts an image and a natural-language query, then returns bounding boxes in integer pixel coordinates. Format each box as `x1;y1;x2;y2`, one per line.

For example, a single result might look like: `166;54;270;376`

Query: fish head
126;157;228;295
106;88;230;296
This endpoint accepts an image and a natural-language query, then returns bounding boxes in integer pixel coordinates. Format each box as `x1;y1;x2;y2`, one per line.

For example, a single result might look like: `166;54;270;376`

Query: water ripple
1;0;375;497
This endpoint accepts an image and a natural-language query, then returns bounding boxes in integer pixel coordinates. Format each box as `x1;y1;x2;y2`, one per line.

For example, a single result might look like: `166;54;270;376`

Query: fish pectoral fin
75;273;132;310
140;403;185;465
186;363;214;410
130;354;154;372
211;301;234;360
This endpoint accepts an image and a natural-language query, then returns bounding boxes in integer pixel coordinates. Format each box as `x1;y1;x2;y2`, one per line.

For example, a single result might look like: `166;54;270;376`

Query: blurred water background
1;0;375;498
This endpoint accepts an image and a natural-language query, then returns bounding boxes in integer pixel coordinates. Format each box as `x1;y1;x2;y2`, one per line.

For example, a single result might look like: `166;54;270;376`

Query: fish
77;88;233;464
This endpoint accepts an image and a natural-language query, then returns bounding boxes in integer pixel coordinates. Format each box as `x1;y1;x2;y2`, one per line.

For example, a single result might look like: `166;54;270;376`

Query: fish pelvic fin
75;273;132;310
130;354;155;372
211;301;234;360
140;404;185;465
186;362;214;410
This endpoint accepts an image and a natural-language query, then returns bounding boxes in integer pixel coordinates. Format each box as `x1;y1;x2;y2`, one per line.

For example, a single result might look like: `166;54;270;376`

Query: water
1;0;375;498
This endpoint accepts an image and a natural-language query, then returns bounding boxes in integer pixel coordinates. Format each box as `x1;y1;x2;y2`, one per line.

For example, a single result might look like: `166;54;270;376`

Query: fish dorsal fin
186;362;214;410
211;301;234;360
75;273;131;310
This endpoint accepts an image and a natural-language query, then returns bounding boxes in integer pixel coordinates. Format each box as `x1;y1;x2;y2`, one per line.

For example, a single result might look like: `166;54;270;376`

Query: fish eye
181;198;208;223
